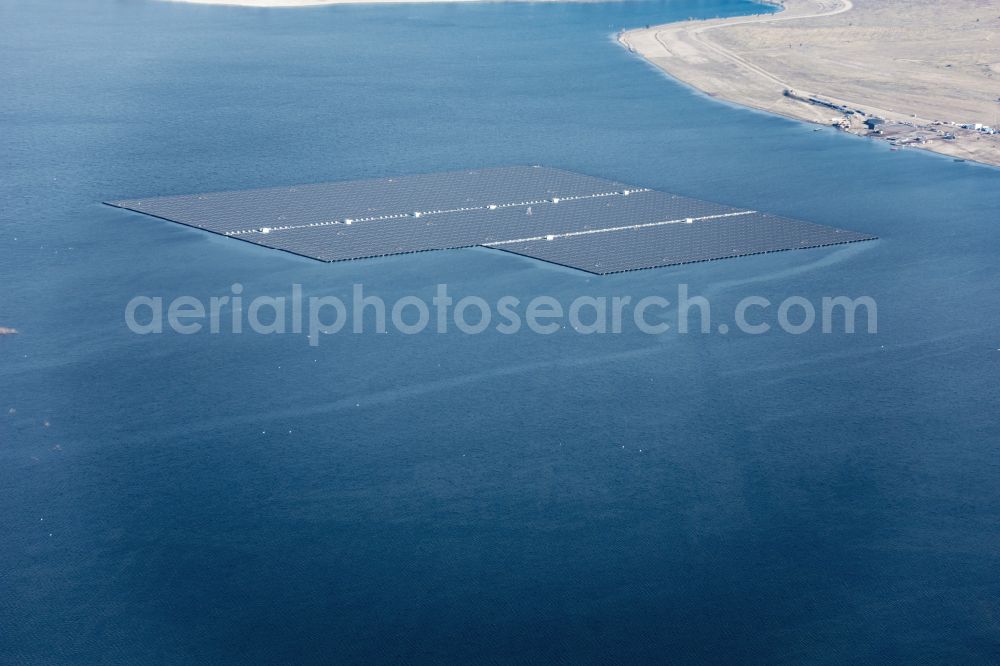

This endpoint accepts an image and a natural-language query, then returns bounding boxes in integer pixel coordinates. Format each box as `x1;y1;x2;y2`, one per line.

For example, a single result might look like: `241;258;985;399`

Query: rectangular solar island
106;166;875;274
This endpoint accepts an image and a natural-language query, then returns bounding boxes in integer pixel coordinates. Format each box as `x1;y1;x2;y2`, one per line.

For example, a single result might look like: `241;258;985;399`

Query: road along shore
620;0;1000;167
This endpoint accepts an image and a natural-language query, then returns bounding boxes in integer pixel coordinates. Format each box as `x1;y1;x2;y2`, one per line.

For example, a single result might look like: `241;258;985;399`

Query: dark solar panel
105;167;876;273
234;190;744;262
106;166;628;235
488;212;878;274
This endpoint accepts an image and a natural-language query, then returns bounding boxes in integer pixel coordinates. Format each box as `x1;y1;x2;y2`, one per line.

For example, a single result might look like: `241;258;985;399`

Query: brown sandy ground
621;0;1000;167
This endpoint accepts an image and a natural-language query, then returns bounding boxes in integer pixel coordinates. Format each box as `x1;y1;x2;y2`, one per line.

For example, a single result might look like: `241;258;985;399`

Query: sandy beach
621;0;1000;167
166;0;1000;165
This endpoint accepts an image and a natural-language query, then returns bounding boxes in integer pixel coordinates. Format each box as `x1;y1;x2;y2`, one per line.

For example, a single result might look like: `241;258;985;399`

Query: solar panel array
106;166;876;273
488;212;876;274
107;166;627;235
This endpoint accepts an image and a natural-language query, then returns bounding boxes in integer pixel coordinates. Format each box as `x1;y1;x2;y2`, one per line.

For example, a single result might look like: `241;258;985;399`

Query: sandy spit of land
620;0;1000;167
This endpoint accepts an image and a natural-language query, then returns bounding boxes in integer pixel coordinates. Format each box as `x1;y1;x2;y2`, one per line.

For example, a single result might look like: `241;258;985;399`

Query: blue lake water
2;0;999;662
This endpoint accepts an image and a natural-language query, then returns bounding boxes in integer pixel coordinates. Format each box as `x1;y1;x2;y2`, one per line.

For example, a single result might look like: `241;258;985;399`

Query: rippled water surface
2;0;999;661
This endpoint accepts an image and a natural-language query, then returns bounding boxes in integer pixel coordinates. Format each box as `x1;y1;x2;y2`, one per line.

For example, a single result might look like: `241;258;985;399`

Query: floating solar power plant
232;190;745;262
105;166;876;273
488;212;877;274
107;166;628;235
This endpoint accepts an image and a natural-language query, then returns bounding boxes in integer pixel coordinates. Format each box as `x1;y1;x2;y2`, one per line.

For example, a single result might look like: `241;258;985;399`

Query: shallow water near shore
2;0;1000;662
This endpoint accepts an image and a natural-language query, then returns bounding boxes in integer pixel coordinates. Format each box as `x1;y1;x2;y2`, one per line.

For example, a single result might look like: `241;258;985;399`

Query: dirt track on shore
621;0;1000;167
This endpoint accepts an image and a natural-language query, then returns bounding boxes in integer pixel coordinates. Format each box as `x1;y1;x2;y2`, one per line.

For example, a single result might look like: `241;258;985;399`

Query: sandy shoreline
620;0;1000;167
166;0;1000;166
